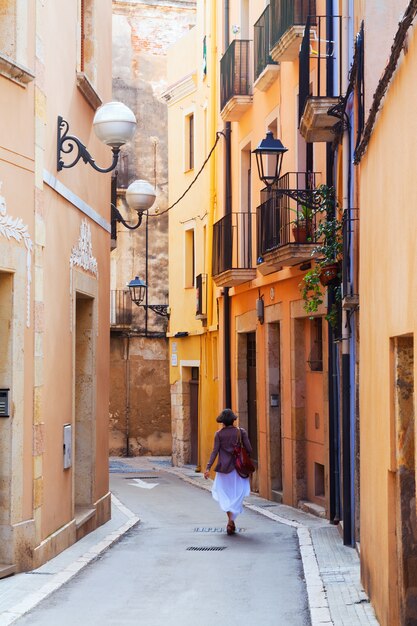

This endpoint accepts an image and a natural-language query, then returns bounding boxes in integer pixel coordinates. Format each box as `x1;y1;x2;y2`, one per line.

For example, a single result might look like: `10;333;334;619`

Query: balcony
110;290;132;328
220;40;252;121
256;172;320;271
299;15;343;142
270;0;316;63
212;212;257;287
254;5;279;92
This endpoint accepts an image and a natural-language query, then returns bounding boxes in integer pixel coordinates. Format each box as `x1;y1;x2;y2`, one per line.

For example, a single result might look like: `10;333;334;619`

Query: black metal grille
194;527;245;533
256;172;319;258
271;0;316;49
254;5;277;81
220;39;251;111
186;546;227;551
299;14;343;121
212;212;255;276
196;273;207;317
110;290;133;327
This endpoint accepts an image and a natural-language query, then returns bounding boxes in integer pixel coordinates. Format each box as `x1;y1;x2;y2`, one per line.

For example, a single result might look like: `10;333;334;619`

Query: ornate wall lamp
252;130;288;187
57;101;136;173
127;275;169;318
253;131;318;206
112;179;157;230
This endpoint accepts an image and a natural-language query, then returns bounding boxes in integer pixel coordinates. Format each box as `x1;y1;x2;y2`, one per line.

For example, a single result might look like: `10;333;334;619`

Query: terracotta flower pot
292;221;313;244
319;262;340;286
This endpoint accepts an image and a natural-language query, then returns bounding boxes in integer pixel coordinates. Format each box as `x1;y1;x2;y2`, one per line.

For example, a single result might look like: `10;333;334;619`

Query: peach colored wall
0;0;112;570
40;0;112;541
359;19;417;626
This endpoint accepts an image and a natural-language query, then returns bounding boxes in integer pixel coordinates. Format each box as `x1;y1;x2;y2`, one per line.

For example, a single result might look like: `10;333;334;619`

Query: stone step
0;563;16;579
298;499;326;519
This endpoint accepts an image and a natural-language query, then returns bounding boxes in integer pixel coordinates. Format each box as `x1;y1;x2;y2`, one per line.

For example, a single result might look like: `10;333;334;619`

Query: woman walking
204;409;252;535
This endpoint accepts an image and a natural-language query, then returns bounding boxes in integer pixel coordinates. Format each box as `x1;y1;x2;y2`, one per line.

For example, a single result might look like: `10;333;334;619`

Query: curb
165;467;332;626
0;495;140;626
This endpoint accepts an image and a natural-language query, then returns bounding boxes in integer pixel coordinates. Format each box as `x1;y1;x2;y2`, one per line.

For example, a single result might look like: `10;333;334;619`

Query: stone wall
110;335;171;456
110;0;196;456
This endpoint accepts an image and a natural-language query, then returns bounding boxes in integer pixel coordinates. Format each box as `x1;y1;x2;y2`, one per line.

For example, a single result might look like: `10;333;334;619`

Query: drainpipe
224;0;232;407
326;0;341;526
124;335;131;456
341;0;353;547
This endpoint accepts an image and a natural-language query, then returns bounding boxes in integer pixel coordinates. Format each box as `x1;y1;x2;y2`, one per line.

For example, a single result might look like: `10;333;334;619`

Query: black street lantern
127;276;147;306
252;131;288;187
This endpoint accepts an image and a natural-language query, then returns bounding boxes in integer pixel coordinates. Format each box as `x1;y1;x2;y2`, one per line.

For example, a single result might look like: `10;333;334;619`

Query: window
78;0;96;85
184;228;195;287
185;113;195;171
308;318;323;371
0;1;17;59
0;0;33;86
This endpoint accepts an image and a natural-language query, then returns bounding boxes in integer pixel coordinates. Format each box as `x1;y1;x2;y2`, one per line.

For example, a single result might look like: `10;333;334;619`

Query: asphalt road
15;468;311;626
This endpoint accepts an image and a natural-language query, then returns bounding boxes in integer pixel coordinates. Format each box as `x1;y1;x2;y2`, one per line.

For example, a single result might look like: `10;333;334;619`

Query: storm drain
259;504;278;508
194;527;245;533
186;546;227;551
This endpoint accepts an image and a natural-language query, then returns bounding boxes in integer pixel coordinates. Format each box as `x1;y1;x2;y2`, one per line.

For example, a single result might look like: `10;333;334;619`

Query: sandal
227;521;235;535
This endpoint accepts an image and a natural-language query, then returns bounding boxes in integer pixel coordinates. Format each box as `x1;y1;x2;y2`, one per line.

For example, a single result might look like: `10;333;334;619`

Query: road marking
129;478;159;490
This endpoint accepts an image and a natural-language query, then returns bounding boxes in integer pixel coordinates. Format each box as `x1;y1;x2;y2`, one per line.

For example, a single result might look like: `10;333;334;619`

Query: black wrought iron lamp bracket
57;116;120;173
131;301;170;317
274;188;320;210
146;305;170;317
111;203;143;230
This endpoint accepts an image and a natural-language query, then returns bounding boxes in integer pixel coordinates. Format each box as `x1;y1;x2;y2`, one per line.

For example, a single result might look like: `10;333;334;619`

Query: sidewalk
0;456;379;626
0;494;139;626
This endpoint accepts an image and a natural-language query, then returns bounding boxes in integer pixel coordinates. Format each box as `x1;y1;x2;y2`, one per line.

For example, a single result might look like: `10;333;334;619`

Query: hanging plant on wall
299;185;343;327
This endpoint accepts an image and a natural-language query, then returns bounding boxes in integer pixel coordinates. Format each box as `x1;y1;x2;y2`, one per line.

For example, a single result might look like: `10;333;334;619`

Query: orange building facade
0;1;114;573
166;0;345;518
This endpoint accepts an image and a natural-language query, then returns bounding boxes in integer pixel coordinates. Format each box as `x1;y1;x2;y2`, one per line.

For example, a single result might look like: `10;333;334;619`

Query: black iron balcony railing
212;212;255;276
270;0;316;49
220;39;251;111
110;290;132;327
257;172;319;258
254;5;277;81
299;14;343;122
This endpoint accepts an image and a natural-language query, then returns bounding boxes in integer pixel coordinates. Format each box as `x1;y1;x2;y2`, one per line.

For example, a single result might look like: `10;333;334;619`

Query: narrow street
14;461;310;626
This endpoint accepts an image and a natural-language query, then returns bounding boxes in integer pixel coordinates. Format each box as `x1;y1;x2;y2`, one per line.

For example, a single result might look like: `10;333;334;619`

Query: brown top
206;426;252;474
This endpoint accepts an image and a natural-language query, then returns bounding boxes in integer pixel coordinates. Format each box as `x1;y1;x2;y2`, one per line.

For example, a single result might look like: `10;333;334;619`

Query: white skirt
212;469;250;520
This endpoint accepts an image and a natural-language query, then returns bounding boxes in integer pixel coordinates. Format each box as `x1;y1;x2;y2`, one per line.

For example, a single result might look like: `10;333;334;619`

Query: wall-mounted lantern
127;276;147;306
112;179;156;231
252;130;288;187
57;101;136;173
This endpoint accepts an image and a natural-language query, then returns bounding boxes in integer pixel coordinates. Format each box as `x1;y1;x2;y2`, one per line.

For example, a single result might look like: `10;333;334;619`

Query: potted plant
298;185;343;327
291;203;314;243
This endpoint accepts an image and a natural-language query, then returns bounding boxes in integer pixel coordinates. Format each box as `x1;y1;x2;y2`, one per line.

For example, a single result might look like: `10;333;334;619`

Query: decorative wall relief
70;219;98;277
69;219;98;332
0;183;33;327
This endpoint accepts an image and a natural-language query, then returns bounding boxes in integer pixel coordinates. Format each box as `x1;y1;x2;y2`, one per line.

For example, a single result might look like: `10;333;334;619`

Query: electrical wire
148;130;226;218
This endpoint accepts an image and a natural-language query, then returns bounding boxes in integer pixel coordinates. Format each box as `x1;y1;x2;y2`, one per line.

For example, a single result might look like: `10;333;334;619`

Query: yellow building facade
165;3;220;469
0;1;114;573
